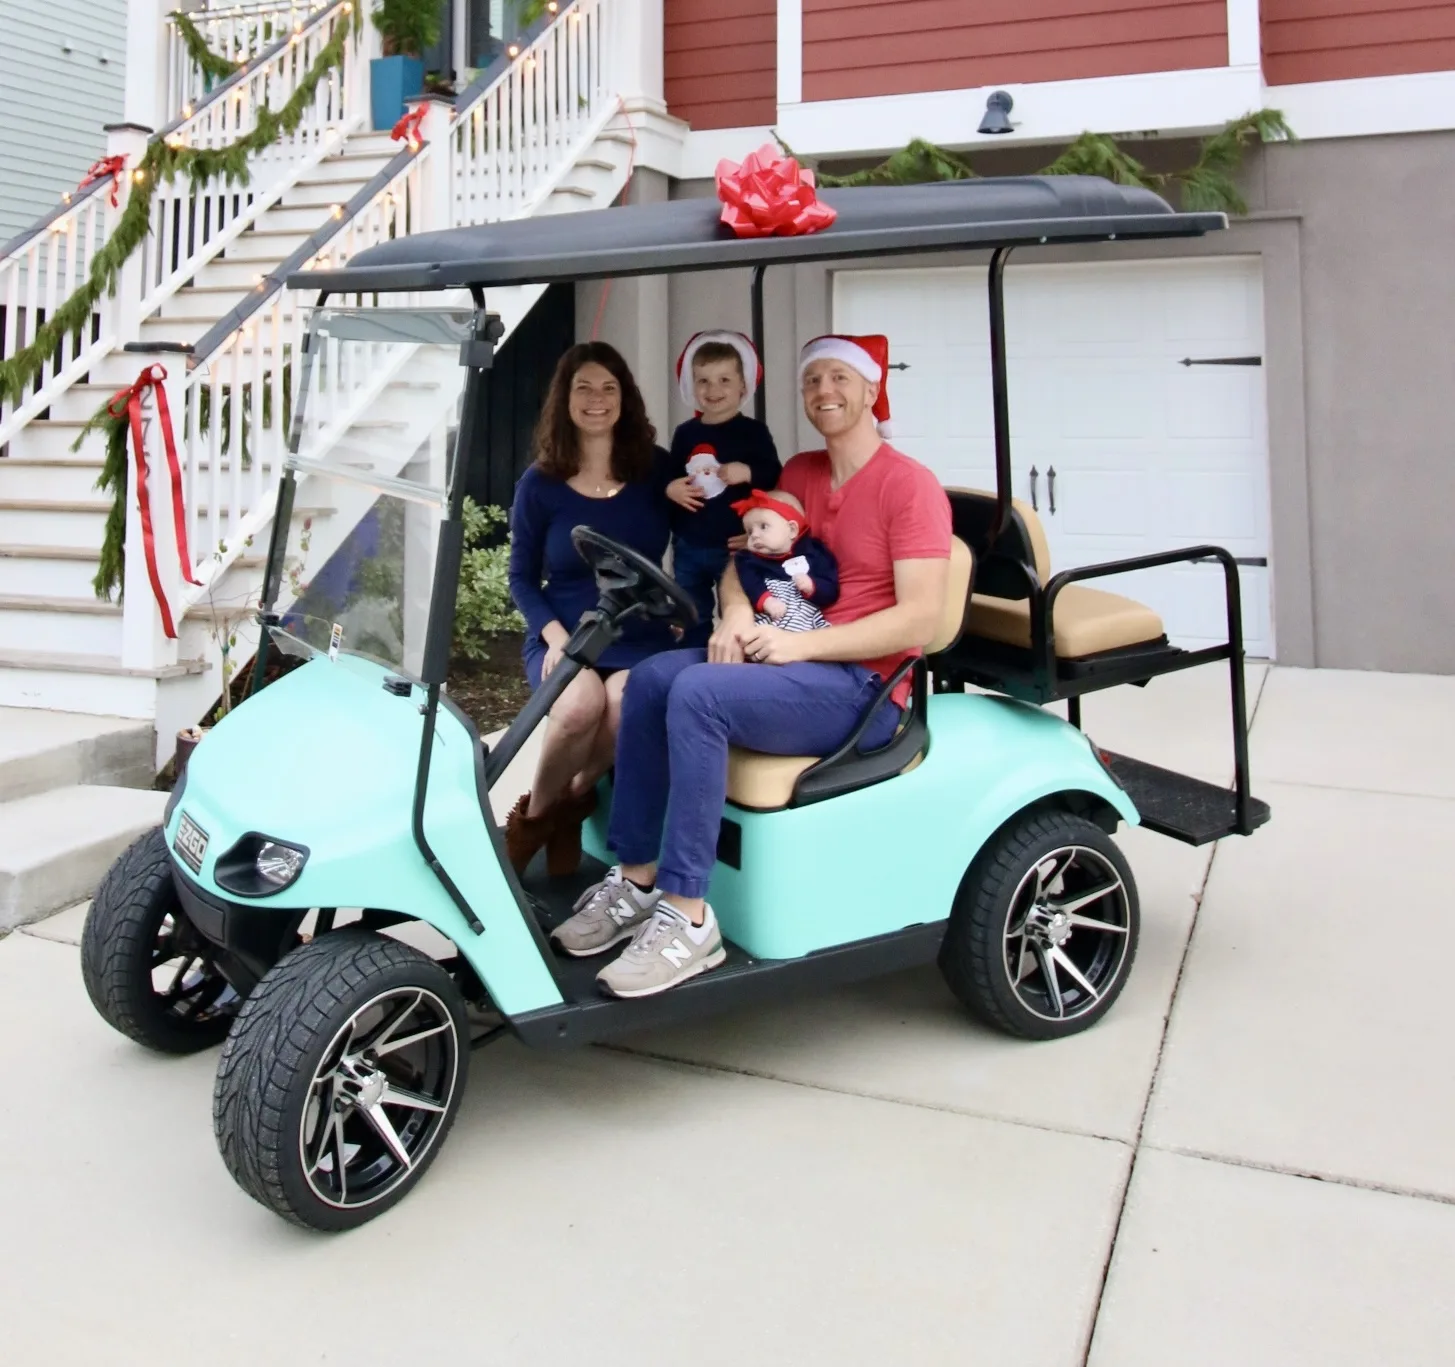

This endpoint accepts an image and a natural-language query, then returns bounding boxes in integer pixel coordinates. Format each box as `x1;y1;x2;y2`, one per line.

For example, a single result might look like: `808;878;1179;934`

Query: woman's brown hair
531;342;657;482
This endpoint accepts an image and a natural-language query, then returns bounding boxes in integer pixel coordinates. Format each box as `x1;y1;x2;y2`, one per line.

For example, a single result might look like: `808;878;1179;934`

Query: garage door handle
1047;465;1056;515
1028;465;1038;512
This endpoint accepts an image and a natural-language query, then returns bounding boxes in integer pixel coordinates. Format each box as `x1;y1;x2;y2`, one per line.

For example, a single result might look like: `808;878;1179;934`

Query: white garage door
836;259;1273;657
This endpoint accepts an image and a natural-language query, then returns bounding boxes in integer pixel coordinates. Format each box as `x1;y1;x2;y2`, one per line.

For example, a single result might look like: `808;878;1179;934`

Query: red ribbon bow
715;143;837;239
390;105;428;148
78;155;128;209
106;365;201;638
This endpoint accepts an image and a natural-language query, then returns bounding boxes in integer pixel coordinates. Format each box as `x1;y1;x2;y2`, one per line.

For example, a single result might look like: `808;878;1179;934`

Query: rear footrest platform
1100;751;1270;846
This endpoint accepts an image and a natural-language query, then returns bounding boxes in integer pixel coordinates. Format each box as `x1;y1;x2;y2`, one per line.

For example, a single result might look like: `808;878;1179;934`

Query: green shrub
372;0;444;58
454;498;524;660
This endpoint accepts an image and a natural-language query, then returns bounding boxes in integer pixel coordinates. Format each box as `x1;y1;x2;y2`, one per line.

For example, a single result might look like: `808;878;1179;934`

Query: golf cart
81;176;1270;1232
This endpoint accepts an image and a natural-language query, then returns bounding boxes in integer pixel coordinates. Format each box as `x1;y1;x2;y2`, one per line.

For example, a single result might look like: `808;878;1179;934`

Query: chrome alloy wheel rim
299;987;459;1210
1002;846;1131;1023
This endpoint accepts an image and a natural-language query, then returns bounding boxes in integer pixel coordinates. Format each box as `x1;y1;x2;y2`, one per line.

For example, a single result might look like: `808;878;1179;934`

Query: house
582;0;1455;676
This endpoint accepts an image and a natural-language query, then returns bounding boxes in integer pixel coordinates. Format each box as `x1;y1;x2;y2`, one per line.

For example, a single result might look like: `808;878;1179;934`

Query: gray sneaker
550;867;662;958
596;903;727;998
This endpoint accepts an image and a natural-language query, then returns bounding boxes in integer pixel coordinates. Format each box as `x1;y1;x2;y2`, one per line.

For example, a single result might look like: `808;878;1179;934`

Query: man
550;333;953;998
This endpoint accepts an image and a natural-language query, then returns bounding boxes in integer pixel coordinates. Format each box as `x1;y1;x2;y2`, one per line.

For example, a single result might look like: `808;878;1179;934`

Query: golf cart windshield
265;307;475;679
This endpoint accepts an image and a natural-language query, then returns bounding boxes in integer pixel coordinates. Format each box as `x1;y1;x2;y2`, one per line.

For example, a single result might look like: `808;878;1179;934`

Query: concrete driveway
2;666;1453;1366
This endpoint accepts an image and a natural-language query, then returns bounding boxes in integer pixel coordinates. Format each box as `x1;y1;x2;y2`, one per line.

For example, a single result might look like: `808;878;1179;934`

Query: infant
730;489;839;631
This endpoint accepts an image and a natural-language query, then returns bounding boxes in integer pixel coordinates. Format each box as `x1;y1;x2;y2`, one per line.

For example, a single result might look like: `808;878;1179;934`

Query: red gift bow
78;155;128;209
390;105;428;148
715;143;837;239
105;365;201;638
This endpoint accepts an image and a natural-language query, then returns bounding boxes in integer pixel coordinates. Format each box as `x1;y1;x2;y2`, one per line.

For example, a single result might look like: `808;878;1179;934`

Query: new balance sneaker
596;902;727;998
550;867;662;957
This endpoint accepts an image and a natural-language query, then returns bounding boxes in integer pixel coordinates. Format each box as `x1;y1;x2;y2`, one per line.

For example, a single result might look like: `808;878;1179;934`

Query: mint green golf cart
80;177;1269;1231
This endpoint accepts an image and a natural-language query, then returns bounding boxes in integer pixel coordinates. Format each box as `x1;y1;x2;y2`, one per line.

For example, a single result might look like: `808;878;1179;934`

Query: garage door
835;259;1272;657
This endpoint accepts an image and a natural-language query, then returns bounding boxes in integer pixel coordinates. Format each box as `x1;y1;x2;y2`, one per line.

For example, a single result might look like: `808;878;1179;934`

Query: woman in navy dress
505;342;675;877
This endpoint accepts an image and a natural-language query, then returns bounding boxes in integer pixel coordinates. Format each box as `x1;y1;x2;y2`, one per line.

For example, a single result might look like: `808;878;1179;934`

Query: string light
182;103;193;117
133;169;146;183
61;191;72;203
507;44;520;57
331;204;343;218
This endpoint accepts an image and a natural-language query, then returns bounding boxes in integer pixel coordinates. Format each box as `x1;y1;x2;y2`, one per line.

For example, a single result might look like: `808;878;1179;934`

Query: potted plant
371;0;444;130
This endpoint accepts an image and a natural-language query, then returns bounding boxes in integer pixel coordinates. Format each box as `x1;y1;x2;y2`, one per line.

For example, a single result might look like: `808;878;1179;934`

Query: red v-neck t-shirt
778;443;952;707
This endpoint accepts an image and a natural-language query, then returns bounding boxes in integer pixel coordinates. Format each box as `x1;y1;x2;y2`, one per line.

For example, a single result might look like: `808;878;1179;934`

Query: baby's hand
763;596;787;621
666;476;705;510
793;573;814;596
718;461;752;486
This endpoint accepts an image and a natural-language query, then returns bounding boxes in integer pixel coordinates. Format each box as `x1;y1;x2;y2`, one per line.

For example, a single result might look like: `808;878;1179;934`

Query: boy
731;488;839;632
665;331;781;647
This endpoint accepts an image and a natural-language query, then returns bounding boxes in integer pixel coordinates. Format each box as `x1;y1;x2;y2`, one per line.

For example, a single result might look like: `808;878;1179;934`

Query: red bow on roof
715;143;837;239
78;155;128;209
390;105;428;148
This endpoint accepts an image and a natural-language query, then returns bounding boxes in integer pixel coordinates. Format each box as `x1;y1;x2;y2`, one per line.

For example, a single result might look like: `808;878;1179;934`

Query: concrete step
0;785;168;929
0;593;124;655
0;706;154;802
0;648;207;718
0;545;105;599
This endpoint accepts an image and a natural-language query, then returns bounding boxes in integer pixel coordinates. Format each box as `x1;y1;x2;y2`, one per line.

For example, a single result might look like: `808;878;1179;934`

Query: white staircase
0;0;681;766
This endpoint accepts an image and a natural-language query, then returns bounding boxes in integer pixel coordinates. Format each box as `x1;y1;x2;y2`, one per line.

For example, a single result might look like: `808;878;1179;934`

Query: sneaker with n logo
550;867;661;958
596;902;727;999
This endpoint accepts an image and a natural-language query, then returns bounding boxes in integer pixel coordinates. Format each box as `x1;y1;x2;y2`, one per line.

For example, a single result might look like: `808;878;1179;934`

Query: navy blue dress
508;456;675;688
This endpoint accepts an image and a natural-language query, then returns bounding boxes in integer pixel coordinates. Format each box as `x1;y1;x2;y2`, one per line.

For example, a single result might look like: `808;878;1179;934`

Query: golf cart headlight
214;834;310;897
256;841;306;887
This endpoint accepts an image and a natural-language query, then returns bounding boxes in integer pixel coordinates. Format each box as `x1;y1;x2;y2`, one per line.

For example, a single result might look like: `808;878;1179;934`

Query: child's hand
793;573;814;596
666;476;705;510
719;461;752;486
726;532;749;552
763;596;787;621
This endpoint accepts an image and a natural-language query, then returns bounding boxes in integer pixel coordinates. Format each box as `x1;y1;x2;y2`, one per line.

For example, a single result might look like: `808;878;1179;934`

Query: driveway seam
1252;776;1455;803
1140;1142;1455;1208
597;1041;1131;1147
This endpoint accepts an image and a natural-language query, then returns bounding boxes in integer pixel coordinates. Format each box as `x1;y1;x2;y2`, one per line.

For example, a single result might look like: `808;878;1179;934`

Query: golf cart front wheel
213;931;469;1232
939;808;1139;1041
81;827;237;1054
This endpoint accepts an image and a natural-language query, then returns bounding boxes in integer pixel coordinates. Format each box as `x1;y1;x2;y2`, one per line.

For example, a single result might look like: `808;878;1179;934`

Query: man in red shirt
551;334;952;997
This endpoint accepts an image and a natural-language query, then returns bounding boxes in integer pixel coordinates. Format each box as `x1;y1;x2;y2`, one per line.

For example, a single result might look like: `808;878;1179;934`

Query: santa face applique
685;444;727;499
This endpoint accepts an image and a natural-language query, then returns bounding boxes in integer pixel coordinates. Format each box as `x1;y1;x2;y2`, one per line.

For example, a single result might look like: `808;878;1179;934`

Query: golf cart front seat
725;536;974;811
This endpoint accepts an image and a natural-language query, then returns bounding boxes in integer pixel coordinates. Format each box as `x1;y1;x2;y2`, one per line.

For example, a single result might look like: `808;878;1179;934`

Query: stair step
0;784;169;929
0;545;104;598
0;647;205;678
280;178;373;209
576;157;615;171
0;594;123;654
0;455;105;501
0;593;120;616
551;184;595;199
0;706;154;803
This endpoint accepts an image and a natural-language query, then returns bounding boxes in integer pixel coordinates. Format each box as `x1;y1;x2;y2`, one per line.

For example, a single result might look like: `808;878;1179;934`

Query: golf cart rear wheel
939;808;1139;1041
213;931;468;1232
80;827;236;1054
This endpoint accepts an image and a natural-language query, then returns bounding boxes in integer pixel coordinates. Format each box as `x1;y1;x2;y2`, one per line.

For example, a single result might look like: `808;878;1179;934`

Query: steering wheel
571;526;699;629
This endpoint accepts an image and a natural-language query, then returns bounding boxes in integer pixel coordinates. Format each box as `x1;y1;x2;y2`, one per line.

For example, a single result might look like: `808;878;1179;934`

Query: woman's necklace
575;469;622;498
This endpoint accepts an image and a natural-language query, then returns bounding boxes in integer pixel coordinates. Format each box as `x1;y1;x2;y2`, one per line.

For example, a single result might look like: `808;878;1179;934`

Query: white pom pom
877;420;893;437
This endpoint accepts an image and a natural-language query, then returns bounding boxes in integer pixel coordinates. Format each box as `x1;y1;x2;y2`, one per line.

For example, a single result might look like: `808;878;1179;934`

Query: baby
730;489;839;632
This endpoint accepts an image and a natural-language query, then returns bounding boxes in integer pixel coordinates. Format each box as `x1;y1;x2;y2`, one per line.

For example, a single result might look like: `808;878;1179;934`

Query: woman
505;342;675;877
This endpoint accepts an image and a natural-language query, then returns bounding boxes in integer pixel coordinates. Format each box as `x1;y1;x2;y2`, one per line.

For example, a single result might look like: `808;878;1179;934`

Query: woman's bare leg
570;668;629;797
525;669;607;816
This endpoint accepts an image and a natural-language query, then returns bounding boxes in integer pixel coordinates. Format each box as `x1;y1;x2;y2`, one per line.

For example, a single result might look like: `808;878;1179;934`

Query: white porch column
613;0;665;110
102;123;153;350
778;0;803;107
124;0;183;131
408;96;456;232
1227;0;1262;69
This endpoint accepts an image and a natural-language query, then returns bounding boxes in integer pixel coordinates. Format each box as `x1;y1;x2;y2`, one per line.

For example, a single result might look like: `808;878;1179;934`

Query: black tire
213;931;469;1232
81;827;237;1054
939;807;1139;1041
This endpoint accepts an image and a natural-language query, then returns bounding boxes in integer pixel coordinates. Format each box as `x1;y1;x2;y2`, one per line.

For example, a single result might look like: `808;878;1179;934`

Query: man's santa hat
797;334;893;436
676;330;762;406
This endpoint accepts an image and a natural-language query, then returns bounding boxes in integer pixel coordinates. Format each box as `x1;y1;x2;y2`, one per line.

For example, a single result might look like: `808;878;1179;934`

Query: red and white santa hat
675;330;763;406
797;333;893;436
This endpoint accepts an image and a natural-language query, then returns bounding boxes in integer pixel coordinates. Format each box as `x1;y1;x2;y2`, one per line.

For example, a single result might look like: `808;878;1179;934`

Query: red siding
665;0;776;130
803;0;1228;102
1264;0;1455;84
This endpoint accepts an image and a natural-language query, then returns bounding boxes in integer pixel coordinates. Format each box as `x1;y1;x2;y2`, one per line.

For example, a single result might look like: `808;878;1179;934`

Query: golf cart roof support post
987;246;1014;554
751;264;766;423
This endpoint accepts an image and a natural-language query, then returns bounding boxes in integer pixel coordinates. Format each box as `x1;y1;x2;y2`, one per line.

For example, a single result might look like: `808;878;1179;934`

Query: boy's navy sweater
734;535;840;613
667;414;781;547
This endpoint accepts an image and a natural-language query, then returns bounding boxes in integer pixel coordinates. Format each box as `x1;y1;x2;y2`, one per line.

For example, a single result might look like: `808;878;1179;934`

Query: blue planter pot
370;55;424;131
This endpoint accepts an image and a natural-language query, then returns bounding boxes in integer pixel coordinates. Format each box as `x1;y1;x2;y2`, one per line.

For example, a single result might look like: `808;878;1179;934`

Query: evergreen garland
68;399;131;599
786;109;1295;216
0;9;357;410
170;9;246;85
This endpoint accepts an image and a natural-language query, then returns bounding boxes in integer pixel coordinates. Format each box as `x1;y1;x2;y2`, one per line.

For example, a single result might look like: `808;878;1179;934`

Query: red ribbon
390;105;428;147
106;365;200;639
715;143;837;239
78;155;128;209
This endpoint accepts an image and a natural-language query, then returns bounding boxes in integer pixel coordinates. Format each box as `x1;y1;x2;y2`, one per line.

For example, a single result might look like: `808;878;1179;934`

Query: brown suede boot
504;793;555;875
544;786;599;879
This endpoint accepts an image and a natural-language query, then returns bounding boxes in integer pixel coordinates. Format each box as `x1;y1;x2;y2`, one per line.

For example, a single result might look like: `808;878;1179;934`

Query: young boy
665;331;781;647
731;488;839;632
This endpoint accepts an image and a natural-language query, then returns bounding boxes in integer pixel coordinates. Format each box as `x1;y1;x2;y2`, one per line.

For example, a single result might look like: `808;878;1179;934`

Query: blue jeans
608;649;901;899
671;539;729;649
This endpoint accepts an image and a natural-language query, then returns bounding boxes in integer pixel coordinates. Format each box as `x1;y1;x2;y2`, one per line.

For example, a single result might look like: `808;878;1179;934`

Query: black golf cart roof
292;176;1225;293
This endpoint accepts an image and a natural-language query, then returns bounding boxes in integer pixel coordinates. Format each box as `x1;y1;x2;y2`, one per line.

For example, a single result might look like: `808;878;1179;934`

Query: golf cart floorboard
512;856;946;1049
1100;751;1271;846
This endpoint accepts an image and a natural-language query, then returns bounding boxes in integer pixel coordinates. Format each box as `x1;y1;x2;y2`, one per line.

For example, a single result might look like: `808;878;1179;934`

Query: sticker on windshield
328;623;343;661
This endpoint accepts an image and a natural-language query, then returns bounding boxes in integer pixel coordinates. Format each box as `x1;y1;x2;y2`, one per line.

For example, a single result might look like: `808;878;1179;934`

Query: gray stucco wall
586;134;1455;675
